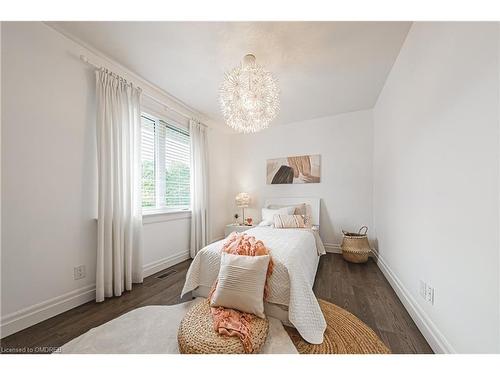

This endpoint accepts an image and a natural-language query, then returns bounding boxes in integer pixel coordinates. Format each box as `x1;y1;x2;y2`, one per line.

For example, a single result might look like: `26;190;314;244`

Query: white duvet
181;226;327;344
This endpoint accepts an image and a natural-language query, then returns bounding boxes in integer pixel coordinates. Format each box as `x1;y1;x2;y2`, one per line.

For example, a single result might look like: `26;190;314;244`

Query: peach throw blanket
208;232;274;353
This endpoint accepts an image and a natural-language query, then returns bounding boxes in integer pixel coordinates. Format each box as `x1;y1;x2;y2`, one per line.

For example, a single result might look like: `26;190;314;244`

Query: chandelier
219;54;279;133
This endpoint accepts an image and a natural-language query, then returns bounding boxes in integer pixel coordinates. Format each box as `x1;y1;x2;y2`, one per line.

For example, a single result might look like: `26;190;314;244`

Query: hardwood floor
0;253;432;354
314;254;432;353
0;260;193;354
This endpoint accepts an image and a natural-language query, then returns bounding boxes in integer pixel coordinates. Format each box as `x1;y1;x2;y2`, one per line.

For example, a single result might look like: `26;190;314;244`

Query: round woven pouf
178;299;269;354
285;299;391;354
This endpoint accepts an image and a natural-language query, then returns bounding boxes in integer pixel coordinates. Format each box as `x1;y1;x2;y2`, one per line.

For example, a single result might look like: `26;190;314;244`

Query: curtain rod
80;54;202;123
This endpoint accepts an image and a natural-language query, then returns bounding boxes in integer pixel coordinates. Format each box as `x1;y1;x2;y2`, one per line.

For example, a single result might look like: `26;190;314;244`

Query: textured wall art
266;154;321;184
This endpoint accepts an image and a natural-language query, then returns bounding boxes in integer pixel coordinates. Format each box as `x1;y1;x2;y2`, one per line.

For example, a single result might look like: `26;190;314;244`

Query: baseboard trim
0;284;96;339
324;243;342;254
143;250;190;278
373;250;456;354
1;250;191;339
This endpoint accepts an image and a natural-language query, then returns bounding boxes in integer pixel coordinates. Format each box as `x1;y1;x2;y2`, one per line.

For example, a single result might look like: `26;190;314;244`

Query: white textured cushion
268;203;312;228
274;214;306;228
210;253;270;318
261;207;295;226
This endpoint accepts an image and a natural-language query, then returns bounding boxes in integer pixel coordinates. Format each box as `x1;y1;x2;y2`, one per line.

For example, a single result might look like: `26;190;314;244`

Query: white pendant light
219;54;280;133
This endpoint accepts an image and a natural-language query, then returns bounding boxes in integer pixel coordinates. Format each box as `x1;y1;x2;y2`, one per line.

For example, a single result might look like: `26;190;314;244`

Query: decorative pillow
273;214;307;228
261;206;295;226
268;203;312;228
210;253;270;318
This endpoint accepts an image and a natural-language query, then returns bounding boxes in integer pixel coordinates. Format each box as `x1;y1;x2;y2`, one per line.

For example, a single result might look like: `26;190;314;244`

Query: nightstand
224;224;255;237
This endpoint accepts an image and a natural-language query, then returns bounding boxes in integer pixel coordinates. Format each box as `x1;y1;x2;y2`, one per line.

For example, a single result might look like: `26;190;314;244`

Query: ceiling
52;21;411;129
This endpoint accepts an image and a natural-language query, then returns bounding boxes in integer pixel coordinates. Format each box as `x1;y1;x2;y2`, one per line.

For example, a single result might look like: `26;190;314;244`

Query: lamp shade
235;192;250;208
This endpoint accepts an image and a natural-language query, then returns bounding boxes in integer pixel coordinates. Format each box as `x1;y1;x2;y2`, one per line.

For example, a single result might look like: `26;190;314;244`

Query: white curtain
95;69;144;302
189;119;209;258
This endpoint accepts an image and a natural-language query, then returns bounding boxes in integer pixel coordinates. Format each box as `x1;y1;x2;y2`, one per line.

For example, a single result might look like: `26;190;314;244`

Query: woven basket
341;226;371;263
178;299;269;354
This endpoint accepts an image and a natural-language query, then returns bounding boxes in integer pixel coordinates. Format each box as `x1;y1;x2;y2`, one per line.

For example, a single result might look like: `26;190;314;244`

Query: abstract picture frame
266;154;321;184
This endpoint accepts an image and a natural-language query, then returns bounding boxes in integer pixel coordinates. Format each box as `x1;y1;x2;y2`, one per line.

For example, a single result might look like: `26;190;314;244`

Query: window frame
141;111;191;216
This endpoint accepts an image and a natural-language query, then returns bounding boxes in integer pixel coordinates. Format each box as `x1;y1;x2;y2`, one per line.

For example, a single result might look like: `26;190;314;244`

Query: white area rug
59;298;298;354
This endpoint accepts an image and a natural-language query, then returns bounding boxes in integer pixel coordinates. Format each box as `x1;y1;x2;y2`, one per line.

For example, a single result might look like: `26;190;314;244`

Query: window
141;113;190;212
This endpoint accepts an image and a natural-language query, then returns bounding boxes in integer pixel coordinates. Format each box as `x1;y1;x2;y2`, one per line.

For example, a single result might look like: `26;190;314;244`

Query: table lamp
235;192;250;225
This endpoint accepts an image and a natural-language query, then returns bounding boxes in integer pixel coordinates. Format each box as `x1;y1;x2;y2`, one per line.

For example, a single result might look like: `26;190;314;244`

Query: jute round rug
285;299;391;354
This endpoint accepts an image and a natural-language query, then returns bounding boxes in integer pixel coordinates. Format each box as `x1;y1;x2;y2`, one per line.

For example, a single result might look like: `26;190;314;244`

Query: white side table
224;224;255;237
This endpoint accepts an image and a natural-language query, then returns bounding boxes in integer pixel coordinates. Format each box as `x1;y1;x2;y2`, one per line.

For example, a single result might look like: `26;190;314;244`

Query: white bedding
181;226;327;344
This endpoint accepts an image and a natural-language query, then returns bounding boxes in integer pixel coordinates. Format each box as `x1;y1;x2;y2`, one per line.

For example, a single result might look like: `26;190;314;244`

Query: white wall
0;22;230;338
373;22;500;353
229;110;374;248
1;22;99;333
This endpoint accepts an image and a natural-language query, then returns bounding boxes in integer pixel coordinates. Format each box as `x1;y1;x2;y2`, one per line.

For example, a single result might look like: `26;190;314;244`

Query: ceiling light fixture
219;54;280;133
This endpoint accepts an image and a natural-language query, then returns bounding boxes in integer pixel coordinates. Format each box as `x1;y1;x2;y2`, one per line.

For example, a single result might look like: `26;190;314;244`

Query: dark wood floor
1;253;432;354
314;254;432;353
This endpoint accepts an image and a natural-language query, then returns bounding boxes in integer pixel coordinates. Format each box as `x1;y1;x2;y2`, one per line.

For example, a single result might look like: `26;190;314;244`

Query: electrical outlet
425;284;434;305
419;280;435;305
74;265;86;280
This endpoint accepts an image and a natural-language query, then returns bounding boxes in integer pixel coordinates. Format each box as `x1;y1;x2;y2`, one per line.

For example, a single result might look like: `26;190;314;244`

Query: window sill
143;208;190;216
142;209;191;225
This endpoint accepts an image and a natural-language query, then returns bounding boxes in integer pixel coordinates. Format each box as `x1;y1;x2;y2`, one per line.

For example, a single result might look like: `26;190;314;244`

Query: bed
181;197;327;344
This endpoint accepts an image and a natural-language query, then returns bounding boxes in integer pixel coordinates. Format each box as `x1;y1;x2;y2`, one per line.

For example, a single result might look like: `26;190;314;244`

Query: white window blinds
141;114;190;212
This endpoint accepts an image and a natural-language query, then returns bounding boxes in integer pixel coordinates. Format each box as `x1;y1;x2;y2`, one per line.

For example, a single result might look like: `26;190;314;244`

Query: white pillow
261;206;295;226
267;203;305;213
258;220;272;227
210;253;270;318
